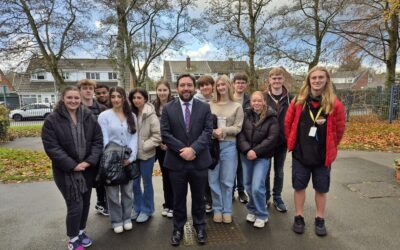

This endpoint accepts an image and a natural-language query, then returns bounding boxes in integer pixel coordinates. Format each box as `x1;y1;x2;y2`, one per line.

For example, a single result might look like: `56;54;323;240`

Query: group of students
41;65;345;250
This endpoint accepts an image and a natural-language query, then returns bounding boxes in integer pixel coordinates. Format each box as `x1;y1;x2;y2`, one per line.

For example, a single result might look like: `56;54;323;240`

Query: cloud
186;44;214;59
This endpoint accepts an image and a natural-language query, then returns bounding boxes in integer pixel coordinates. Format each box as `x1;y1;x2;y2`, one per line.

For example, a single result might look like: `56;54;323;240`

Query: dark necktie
184;102;191;132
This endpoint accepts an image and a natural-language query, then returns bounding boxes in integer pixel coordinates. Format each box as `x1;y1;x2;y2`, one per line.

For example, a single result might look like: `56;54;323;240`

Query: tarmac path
0;137;399;249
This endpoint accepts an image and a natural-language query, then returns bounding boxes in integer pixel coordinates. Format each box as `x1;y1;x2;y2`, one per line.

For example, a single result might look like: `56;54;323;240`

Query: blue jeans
241;153;270;220
208;141;237;215
133;156;155;216
265;146;287;201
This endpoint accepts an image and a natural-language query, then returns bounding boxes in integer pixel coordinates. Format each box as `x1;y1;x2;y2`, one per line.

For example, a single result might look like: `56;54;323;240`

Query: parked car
9;103;53;121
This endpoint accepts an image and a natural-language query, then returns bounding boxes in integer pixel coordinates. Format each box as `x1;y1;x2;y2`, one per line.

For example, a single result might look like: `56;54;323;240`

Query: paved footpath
1;138;400;249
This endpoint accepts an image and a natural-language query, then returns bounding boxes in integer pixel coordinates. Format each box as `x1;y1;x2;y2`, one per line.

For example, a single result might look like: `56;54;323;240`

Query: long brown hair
296;66;336;114
55;86;81;112
109;86;136;134
153;80;173;117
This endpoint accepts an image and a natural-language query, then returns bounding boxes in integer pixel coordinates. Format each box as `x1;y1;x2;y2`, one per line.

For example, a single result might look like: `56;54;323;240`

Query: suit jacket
160;98;213;170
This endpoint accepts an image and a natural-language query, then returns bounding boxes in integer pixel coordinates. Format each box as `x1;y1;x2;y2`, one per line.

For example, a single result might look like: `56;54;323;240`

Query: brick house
163;57;249;89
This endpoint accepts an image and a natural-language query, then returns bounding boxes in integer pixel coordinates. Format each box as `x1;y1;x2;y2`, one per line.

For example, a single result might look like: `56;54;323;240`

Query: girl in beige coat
129;88;161;223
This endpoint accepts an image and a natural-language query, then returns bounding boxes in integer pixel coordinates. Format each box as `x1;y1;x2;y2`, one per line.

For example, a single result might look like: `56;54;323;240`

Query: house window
51;95;55;103
61;72;70;80
31;72;46;80
108;72;118;80
37;95;42;103
86;72;100;80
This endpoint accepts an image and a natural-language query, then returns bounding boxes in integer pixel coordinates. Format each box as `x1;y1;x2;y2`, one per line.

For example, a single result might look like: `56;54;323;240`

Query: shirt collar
179;97;194;106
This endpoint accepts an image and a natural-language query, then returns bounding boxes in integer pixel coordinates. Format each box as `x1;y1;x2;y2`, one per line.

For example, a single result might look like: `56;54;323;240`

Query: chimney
186;56;191;70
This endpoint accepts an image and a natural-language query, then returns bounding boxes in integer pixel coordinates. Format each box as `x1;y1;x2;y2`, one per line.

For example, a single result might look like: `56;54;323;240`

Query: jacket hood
142;102;157;119
267;85;289;100
245;106;276;127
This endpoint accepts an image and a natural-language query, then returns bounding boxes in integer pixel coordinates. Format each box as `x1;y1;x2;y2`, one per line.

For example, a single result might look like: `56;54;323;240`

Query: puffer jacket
285;97;346;167
42;105;103;189
137;102;162;160
237;108;279;158
97;141;132;186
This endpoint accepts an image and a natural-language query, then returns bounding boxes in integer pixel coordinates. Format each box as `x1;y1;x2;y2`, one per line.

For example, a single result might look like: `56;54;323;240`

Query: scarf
60;105;88;202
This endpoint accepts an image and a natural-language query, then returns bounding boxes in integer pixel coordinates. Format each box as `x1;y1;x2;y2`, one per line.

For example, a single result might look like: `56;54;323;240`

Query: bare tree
264;0;346;71
0;0;95;90
99;0;200;88
331;0;399;87
204;0;272;90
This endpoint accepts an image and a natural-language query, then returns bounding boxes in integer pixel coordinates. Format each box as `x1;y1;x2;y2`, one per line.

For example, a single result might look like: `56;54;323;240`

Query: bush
0;105;10;141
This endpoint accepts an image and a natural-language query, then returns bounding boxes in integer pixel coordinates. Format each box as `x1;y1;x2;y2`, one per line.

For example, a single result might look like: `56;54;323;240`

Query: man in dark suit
160;74;213;246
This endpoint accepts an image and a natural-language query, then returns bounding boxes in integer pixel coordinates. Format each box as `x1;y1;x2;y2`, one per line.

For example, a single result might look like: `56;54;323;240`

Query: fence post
389;84;395;123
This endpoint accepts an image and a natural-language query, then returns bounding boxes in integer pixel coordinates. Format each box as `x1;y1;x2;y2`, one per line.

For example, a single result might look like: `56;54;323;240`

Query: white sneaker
167;209;173;218
253;218;268;228
113;226;124;233
161;208;169;217
123;222;133;231
246;214;256;223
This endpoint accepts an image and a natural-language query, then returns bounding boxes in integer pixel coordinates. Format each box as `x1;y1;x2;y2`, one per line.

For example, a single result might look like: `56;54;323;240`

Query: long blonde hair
213;75;234;103
251;91;268;122
296;66;336;114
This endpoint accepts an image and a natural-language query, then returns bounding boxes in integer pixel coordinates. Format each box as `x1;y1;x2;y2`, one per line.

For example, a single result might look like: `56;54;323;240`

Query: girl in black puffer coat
237;91;279;228
42;86;103;250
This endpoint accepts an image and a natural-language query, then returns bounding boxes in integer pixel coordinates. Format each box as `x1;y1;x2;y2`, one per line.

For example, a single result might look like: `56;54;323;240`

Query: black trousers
156;147;174;209
233;151;244;193
59;187;92;237
95;185;107;206
169;167;208;231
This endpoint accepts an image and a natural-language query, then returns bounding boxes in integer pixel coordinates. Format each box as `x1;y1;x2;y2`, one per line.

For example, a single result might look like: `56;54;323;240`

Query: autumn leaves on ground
1;116;399;183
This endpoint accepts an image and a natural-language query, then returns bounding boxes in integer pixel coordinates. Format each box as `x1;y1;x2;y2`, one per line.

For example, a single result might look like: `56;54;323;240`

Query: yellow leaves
0;148;52;183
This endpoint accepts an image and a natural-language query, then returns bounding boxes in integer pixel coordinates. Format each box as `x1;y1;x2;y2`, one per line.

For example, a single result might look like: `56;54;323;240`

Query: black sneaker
273;198;288;212
238;191;249;204
293;215;305;234
315;217;327;236
95;203;109;216
205;203;213;213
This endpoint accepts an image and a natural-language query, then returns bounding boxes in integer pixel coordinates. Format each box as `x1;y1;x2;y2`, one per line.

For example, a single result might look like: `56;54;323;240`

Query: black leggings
59;186;92;237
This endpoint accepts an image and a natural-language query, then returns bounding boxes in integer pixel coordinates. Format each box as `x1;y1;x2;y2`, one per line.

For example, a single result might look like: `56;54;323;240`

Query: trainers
273;198;288;212
99;207;109;216
78;232;92;247
222;214;232;224
205;203;213;213
246;213;256;223
113;226;123;234
136;213;150;223
167;209;173;218
238;191;249;204
161;208;169;217
253;218;268;228
131;210;138;220
213;213;222;223
293;215;305;234
124;222;133;231
315;217;327;236
68;240;84;250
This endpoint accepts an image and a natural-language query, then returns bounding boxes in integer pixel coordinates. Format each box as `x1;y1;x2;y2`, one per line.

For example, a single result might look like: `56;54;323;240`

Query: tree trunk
386;12;399;87
116;0;127;89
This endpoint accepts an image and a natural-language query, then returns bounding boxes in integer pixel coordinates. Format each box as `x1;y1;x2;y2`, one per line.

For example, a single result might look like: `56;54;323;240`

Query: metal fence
336;85;400;122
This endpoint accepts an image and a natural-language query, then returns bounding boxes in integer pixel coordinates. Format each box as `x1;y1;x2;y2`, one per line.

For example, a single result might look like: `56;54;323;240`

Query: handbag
126;160;140;180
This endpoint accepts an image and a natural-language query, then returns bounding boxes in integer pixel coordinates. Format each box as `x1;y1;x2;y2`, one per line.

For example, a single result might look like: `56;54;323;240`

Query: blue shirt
98;109;138;163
